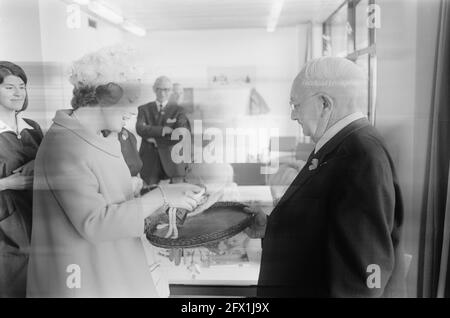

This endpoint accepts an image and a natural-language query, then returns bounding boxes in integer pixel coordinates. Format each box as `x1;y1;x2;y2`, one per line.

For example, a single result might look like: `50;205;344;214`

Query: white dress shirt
156;100;168;112
0;115;34;136
314;112;366;153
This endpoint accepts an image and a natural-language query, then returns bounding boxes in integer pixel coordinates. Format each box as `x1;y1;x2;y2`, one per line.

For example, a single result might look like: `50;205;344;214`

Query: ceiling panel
98;0;345;31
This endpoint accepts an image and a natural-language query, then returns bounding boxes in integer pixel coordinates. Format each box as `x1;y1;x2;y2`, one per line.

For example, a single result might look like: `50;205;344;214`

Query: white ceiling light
88;1;124;25
72;0;90;5
267;0;285;32
122;21;147;37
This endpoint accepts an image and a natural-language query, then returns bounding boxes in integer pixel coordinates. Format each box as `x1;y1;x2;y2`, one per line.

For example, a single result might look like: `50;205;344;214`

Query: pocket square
166;118;177;124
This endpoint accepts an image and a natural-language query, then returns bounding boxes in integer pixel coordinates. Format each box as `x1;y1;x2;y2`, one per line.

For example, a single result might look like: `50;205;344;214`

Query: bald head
289;57;368;142
291;57;367;115
153;76;172;103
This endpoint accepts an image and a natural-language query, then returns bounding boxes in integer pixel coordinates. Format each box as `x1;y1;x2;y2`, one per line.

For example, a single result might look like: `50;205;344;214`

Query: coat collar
312;117;370;163
0;114;34;135
52;109;122;157
273;118;370;210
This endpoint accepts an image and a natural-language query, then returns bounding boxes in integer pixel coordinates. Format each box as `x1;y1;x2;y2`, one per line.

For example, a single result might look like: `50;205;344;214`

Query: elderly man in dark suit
136;76;190;185
246;57;406;297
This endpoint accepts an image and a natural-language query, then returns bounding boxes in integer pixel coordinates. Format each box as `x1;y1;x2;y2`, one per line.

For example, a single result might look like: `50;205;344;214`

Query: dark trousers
140;144;169;185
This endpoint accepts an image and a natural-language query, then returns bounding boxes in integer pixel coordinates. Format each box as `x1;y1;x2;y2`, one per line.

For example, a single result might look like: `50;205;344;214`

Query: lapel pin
309;158;319;171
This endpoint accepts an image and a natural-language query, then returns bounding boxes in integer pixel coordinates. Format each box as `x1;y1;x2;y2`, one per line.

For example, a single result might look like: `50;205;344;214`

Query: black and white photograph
0;0;449;302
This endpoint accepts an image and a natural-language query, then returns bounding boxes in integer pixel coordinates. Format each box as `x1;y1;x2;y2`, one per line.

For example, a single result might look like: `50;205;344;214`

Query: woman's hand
243;205;267;239
0;173;34;191
12;160;35;176
158;183;204;211
140;183;203;220
131;176;144;197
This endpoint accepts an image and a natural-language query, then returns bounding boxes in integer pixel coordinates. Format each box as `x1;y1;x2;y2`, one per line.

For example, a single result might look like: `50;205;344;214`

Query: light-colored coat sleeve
42;151;145;244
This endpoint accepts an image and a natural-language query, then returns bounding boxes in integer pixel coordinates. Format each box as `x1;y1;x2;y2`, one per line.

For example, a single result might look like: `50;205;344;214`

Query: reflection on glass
355;0;369;50
355;53;369;116
329;3;348;57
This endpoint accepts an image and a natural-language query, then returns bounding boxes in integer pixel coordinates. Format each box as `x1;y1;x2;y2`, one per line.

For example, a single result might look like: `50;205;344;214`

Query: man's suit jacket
136;102;191;182
257;118;406;297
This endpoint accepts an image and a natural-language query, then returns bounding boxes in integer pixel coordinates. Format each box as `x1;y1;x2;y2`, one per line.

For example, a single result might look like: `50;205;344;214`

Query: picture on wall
207;66;256;87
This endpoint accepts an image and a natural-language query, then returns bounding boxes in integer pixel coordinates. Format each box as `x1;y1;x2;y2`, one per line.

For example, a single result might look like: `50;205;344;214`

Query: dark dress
118;128;143;177
0;118;43;297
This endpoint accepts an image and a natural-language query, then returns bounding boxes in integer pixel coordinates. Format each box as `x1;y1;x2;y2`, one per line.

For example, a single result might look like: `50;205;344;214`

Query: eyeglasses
155;88;171;93
289;93;318;111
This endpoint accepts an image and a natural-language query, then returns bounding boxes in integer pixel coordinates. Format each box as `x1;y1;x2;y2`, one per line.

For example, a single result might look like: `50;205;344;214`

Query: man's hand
0;173;34;191
162;126;173;136
243;205;267;239
13;160;35;176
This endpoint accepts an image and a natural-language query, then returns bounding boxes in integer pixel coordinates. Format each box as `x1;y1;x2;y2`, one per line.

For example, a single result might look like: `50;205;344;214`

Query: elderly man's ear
319;94;334;117
320;94;333;110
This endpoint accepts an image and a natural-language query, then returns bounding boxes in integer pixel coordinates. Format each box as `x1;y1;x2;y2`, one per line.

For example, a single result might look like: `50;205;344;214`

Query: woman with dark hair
26;47;202;297
0;61;43;297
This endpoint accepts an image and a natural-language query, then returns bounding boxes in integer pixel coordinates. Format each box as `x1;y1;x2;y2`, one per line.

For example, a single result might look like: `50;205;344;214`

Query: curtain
437;169;450;297
418;0;450;298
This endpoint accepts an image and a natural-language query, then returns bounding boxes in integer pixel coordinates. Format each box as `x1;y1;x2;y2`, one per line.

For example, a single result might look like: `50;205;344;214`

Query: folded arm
135;107;164;139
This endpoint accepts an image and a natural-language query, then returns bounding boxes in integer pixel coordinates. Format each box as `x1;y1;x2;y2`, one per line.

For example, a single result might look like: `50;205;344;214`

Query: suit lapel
149;102;159;123
273;118;370;211
314;118;370;164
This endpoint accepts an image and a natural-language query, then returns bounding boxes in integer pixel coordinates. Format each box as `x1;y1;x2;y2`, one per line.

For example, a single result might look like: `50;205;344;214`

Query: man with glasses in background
136;76;191;185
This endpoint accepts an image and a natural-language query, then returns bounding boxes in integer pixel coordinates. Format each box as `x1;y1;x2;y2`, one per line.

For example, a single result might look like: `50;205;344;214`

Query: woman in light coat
26;47;201;297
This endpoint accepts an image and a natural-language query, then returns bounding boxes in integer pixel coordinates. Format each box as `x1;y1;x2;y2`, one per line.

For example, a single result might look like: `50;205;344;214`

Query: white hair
69;45;142;89
153;76;172;87
294;57;367;93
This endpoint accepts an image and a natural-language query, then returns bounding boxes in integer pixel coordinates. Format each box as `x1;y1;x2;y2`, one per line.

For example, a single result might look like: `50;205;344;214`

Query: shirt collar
0;114;34;135
314;112;366;153
157;100;168;110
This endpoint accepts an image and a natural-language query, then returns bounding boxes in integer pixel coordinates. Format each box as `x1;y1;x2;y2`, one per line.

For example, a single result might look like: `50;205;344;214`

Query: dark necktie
157;104;164;125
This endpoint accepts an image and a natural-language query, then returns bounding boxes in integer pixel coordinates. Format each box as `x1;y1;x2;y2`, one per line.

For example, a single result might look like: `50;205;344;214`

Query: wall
0;0;46;126
125;26;308;139
375;0;441;297
0;0;44;61
39;0;125;63
37;0;125;129
0;0;125;129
